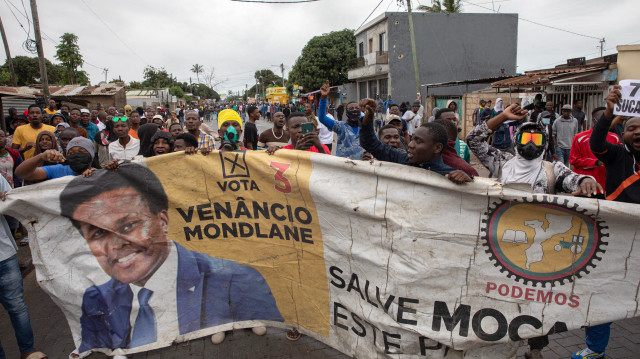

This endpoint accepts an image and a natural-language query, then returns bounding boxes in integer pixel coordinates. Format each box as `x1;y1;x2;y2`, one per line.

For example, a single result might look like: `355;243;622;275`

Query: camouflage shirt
467;122;591;194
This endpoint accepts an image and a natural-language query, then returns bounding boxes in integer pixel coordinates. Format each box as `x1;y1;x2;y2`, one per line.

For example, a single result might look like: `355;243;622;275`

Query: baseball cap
561;104;572;110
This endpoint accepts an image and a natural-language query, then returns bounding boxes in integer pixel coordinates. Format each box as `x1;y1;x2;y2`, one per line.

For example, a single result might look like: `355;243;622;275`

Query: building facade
348;12;518;103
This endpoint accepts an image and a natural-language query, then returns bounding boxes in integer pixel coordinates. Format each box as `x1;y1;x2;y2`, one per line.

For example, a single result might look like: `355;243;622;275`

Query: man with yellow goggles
515;131;546;147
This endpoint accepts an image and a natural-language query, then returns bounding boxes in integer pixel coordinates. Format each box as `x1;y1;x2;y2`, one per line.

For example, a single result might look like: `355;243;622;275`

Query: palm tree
191;64;204;83
418;0;462;13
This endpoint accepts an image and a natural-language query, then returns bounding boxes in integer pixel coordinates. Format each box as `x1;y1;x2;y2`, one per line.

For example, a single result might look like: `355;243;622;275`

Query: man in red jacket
569;107;621;188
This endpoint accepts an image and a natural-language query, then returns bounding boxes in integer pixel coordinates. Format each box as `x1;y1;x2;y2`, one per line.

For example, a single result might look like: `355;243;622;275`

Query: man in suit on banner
59;163;283;353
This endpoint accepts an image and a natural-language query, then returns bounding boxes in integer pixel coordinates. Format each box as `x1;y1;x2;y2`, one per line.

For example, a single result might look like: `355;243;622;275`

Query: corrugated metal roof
422;75;514;88
491;62;609;88
0;83;124;98
126;89;159;97
491;63;610;88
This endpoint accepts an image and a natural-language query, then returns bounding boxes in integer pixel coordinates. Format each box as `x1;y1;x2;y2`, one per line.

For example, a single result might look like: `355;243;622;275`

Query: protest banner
1;151;639;358
614;79;640;117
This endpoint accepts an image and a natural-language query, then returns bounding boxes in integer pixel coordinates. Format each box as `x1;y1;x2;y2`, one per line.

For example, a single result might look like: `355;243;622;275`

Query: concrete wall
387;12;518;101
617;45;640;81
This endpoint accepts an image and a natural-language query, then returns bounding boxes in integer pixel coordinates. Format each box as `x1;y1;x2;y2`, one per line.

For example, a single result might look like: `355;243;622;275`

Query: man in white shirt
402;101;421;137
108;117;140;160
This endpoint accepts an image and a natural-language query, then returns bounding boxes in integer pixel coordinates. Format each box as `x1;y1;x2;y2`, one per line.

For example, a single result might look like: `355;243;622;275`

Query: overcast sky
2;0;638;94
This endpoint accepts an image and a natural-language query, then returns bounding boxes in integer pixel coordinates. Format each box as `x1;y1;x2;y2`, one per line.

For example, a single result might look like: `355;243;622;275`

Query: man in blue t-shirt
15;137;96;181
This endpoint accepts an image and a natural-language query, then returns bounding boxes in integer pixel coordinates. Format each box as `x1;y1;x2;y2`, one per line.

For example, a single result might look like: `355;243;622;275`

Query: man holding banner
573;85;640;359
58;164;283;354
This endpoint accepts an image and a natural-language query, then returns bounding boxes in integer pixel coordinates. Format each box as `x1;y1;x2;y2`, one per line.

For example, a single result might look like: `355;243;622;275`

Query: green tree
55;66;89;85
191;64;203;83
418;0;462;13
253;69;283;97
0;56;61;86
127;81;144;89
142;66;173;88
288;29;356;92
169;86;185;98
55;33;84;84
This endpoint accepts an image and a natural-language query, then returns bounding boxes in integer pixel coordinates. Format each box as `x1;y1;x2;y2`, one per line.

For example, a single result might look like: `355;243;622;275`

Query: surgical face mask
67;152;92;173
516;142;545;161
541;118;550;125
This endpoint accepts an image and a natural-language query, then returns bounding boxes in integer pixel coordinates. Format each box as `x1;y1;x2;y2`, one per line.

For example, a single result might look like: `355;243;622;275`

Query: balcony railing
376;51;388;64
351;51;389;69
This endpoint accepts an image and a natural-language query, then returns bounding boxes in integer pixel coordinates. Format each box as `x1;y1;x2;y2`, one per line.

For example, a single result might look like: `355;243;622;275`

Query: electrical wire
79;0;148;66
356;0;387;31
3;0;28;35
459;0;601;40
524;39;640;71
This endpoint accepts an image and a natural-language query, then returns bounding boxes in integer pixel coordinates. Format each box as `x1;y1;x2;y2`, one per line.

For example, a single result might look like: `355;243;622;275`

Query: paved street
2;268;640;358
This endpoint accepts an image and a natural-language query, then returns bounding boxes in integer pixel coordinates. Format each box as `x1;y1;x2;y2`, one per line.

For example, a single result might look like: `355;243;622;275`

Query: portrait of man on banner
59;163;283;352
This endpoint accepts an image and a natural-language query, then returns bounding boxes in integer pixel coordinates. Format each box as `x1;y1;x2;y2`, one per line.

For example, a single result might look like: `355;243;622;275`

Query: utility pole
280;63;285;87
406;0;422;100
103;68;109;83
29;0;50;102
598;38;606;57
0;16;17;86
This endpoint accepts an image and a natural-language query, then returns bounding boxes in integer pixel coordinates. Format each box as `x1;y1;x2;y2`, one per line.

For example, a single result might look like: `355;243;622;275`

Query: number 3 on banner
269;161;292;194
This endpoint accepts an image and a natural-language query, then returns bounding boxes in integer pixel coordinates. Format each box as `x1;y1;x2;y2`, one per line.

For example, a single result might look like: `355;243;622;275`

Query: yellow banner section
147;150;330;336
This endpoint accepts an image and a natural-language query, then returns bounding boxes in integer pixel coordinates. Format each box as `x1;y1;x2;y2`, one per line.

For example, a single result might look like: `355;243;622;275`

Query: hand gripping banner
1;150;639;358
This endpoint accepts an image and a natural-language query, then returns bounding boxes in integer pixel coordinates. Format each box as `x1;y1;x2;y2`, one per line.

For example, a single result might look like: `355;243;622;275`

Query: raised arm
466;105;527;177
318;81;337;131
359;99;409;164
590;86;623;164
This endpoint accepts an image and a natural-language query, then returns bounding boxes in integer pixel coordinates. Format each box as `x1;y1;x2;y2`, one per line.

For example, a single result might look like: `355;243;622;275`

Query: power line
523;39;640;72
3;0;28;35
79;0;148;66
356;0;387;31
459;0;601;40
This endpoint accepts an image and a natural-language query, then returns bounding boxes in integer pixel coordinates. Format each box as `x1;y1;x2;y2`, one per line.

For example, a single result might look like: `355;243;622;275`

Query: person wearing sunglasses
467;104;602;359
108;116;140;161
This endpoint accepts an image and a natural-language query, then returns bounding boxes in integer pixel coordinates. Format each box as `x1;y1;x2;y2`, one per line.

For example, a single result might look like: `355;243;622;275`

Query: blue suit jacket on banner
78;242;283;352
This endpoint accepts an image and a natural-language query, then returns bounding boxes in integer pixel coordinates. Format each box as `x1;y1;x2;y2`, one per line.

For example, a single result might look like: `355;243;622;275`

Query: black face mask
517;142;545;160
346;109;360;126
67;153;92;173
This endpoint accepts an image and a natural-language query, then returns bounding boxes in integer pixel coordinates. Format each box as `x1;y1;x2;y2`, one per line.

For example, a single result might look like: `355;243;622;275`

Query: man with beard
184;110;215;150
11;105;56;159
258;112;290;148
15;137;95;181
571;87;640;359
317;81;364;159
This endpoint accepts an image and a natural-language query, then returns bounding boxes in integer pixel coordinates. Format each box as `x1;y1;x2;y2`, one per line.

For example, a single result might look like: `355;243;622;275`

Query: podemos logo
482;196;608;287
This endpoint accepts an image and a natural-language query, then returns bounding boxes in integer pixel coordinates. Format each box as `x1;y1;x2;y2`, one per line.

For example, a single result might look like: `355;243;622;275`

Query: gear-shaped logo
481;196;608;287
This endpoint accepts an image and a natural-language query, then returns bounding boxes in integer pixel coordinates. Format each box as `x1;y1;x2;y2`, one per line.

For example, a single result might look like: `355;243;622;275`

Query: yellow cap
218;109;243;130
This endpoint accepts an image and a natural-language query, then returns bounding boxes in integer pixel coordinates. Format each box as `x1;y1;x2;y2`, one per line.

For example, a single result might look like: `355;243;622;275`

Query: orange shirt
128;128;139;139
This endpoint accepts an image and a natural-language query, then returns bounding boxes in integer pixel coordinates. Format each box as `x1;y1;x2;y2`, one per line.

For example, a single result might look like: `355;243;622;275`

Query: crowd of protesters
0;81;637;359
